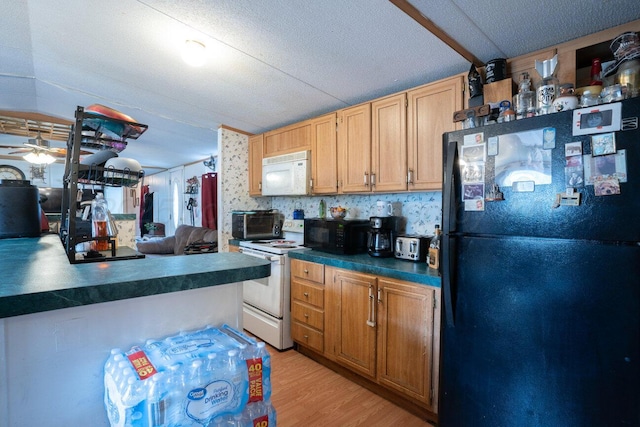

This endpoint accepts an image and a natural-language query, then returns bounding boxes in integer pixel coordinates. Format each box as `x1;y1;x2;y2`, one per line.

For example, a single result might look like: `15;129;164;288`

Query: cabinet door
327;267;377;379
372;93;407;192
264;122;311;157
248;134;263;196
337;103;372;193
311;113;338;194
407;75;463;190
377;278;437;408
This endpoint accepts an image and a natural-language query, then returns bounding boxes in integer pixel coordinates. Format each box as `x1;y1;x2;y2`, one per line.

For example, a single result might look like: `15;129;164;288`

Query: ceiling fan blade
24;142;47;150
8;149;31;154
1;145;29;150
48;147;93;156
46;148;68;158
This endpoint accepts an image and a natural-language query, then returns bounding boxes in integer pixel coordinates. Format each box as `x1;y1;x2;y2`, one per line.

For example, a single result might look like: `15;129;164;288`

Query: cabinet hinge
405;98;408;108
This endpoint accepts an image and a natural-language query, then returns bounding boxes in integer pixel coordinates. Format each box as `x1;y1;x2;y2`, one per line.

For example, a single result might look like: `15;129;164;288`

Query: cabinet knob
303;335;309;340
304;313;309;318
303;292;309;297
304;269;309;274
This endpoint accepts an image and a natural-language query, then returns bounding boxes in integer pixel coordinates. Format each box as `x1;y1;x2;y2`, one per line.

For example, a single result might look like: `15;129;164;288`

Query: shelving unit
59;106;148;264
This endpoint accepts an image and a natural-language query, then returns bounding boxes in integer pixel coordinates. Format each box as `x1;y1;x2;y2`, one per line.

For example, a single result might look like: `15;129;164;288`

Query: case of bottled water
103;324;275;426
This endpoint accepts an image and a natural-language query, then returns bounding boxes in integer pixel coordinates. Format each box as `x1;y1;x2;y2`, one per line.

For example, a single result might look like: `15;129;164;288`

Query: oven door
239;247;285;318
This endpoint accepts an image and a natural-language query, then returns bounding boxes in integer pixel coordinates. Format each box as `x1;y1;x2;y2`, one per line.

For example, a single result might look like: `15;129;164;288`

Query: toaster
394;235;430;262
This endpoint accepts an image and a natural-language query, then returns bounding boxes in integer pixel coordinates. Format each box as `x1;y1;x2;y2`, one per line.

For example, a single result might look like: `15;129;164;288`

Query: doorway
167;167;184;236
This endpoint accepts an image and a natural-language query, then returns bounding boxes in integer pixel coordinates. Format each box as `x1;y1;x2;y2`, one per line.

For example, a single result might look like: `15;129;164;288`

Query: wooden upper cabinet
263;121;312;157
248;133;264;196
337;103;372;193
310;112;338;194
407;75;463;191
372;93;407;192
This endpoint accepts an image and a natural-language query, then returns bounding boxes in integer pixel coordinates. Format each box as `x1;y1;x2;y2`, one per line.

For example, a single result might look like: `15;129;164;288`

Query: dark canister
485;58;507;83
0;179;42;238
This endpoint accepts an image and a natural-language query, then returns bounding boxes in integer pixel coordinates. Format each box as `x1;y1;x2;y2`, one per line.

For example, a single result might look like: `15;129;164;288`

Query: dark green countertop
289;250;440;287
0;234;271;319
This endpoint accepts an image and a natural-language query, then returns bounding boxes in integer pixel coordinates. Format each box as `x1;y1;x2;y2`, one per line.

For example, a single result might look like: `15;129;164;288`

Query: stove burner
240;237;307;254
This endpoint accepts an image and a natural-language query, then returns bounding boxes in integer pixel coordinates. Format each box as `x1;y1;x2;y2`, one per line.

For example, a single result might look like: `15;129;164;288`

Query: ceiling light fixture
182;40;206;67
24;151;56;165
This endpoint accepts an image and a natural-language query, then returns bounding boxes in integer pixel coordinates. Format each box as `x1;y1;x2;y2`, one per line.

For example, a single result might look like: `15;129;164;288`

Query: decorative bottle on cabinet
534;54;559;115
514;72;536;119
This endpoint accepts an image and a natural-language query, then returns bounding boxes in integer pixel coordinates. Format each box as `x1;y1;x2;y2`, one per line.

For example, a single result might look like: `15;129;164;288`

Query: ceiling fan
4;132;91;164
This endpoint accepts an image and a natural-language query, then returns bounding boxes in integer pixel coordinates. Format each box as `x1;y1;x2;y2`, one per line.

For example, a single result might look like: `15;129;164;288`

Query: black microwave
304;218;370;254
232;210;283;239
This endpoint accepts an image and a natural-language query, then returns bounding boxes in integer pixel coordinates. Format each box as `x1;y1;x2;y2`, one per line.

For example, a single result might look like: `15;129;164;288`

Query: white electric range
239;219;308;349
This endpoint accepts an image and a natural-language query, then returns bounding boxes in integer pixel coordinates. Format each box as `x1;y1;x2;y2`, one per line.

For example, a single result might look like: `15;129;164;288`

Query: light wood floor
266;345;436;427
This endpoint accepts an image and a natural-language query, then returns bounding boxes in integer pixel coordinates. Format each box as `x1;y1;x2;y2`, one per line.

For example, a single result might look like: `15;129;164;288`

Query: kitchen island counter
0;234;270;427
0;234;270;318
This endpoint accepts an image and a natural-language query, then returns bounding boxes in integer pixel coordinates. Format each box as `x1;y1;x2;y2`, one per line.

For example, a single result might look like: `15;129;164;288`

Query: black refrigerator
439;97;639;426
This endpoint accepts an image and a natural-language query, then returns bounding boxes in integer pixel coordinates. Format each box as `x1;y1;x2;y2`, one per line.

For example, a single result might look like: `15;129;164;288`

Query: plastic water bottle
245;341;271;403
104;350;125;378
263;398;277;426
145;372;167;426
164;363;186;426
244;399;277;427
91;192;110;251
121;376;146;407
211;415;226;427
112;361;132;390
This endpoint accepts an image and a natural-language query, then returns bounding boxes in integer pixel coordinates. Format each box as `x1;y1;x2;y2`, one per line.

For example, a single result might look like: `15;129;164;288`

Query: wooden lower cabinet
327;268;378;379
292;260;441;416
290;259;326;353
377;277;439;409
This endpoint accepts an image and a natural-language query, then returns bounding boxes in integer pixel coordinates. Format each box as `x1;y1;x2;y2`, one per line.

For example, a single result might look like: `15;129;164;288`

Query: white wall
0;159;65;188
144;159;216;235
182;161;211;228
1;159;145;218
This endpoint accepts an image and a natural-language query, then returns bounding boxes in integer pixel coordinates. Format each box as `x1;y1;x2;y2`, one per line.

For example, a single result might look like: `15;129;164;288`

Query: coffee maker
367;216;401;257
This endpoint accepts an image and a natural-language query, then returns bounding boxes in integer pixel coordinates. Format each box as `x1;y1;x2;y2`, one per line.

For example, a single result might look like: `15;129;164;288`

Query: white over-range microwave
261;150;310;196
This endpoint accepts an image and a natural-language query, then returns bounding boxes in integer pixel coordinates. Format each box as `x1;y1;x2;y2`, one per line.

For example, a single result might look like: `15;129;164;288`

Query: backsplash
272;191;442;236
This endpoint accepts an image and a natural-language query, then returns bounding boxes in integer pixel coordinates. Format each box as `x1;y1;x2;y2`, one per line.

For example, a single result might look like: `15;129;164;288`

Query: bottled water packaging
103;324;276;426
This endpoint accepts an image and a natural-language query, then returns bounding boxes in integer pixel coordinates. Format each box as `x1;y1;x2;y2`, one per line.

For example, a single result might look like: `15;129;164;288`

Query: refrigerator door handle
442;140;458;327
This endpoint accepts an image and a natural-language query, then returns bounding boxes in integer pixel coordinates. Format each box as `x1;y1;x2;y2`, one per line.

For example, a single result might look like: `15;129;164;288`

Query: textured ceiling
0;0;639;170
